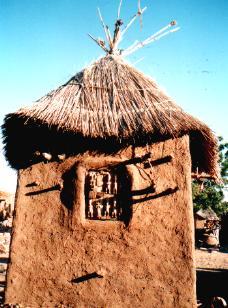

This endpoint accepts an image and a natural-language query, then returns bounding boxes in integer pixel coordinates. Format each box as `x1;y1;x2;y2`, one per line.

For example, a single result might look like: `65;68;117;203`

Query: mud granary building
2;9;218;308
0;191;14;221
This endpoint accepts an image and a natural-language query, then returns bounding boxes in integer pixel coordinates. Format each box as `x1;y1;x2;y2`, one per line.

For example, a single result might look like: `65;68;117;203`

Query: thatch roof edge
1;111;219;180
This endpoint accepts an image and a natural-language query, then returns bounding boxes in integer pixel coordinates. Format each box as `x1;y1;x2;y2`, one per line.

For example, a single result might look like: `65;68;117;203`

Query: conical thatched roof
2;55;218;178
196;209;219;221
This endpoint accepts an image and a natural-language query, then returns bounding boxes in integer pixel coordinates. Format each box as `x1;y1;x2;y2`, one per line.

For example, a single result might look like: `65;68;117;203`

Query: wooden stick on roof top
138;0;143;30
117;0;123;19
87;33;109;53
123;21;180;56
119;6;147;41
97;8;113;47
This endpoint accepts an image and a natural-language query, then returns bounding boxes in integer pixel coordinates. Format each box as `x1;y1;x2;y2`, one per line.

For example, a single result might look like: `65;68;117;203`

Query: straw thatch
2;55;218;178
195;209;219;221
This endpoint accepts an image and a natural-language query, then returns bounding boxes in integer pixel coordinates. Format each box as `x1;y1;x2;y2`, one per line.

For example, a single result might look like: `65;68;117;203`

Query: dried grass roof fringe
2;55;219;179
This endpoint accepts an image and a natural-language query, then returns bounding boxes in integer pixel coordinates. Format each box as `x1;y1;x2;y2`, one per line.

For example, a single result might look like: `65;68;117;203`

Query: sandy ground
195;247;228;270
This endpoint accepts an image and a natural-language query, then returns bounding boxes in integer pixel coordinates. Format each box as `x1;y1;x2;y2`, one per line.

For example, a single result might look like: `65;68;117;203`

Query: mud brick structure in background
0;191;14;221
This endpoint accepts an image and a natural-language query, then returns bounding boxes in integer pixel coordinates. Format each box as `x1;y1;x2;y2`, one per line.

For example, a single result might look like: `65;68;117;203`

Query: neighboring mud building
2;8;218;308
0;191;14;221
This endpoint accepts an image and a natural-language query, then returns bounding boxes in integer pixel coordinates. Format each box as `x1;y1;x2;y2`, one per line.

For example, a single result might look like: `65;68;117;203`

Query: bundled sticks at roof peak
89;0;180;56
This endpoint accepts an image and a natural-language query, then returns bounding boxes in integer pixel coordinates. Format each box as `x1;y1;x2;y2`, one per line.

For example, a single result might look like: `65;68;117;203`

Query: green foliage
218;136;228;184
192;136;228;217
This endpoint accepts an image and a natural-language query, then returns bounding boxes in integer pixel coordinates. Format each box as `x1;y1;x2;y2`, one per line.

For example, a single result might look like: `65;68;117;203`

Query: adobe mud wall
5;135;196;307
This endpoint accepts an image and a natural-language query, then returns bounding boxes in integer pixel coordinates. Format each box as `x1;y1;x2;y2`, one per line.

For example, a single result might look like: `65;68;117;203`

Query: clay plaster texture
5;135;196;307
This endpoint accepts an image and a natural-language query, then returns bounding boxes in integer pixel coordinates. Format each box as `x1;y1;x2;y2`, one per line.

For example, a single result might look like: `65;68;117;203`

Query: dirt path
195;247;228;270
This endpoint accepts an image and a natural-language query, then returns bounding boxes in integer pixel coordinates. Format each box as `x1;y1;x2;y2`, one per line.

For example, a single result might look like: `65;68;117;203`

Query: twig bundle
89;1;179;56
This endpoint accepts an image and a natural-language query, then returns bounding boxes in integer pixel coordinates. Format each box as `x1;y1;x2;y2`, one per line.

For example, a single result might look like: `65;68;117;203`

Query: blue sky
0;0;227;192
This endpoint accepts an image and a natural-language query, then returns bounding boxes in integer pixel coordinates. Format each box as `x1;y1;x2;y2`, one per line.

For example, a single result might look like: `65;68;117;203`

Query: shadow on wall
2;115;177;170
132;187;179;204
23;152;179;228
71;272;103;284
23;160;179;227
60;166;77;211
